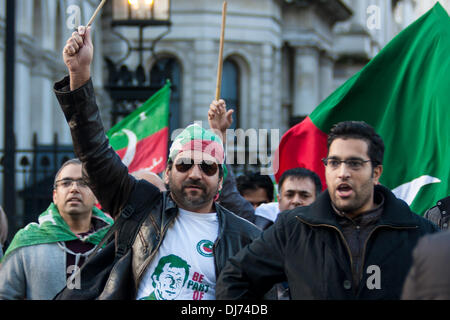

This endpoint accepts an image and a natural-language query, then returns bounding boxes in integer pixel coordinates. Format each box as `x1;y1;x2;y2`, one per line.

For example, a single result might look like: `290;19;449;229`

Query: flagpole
87;0;108;27
215;1;228;101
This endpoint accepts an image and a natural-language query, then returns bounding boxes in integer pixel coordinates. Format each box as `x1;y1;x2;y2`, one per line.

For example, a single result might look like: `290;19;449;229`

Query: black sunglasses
175;158;219;176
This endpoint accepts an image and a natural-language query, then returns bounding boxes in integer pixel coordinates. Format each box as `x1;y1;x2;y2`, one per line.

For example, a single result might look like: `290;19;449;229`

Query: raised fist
63;26;93;89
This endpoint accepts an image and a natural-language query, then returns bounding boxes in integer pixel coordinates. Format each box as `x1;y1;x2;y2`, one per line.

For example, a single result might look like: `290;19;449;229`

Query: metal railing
0;133;74;239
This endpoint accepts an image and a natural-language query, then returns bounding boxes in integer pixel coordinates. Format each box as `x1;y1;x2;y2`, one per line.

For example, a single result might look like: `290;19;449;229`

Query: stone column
0;0;5;19
273;45;283;131
319;52;335;102
14;0;34;149
260;43;274;129
31;57;57;145
15;37;33;149
14;35;33;204
293;46;320;117
401;0;416;28
193;39;216;123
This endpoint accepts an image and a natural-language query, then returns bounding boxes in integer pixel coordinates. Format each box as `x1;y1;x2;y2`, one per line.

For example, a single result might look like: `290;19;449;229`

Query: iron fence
0;133;74;239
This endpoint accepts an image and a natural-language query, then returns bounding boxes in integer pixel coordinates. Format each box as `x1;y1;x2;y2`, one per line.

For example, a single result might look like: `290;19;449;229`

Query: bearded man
53;26;260;300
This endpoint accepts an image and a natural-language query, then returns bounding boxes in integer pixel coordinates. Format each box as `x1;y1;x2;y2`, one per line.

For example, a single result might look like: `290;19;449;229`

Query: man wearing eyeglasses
217;121;438;300
0;159;113;299
52;26;260;300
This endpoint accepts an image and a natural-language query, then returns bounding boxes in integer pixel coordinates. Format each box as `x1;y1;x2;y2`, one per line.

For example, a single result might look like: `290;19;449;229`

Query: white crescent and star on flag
116;113;150;167
392;175;441;206
121;129;138;167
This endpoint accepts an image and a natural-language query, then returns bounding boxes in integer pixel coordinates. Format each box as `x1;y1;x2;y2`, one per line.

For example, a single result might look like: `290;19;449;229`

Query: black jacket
401;230;450;300
54;77;261;299
424;196;449;230
216;185;439;300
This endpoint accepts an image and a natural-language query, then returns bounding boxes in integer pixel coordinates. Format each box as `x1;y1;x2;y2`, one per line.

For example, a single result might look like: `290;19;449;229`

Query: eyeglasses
322;158;372;170
54;178;89;189
174;158;219;176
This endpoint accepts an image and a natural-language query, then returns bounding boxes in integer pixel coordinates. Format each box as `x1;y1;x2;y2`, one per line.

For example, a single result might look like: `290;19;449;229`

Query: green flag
107;81;171;174
275;3;450;215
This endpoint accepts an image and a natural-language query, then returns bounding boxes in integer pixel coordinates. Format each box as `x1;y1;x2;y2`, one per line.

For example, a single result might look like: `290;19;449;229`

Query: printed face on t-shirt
152;263;187;300
136;213;217;301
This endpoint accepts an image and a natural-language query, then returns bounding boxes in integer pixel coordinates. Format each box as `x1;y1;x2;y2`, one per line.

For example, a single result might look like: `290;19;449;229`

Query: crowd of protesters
0;25;449;301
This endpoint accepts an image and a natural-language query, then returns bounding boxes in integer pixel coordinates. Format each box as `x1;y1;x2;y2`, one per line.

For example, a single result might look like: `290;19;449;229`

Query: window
150;57;182;135
221;59;240;130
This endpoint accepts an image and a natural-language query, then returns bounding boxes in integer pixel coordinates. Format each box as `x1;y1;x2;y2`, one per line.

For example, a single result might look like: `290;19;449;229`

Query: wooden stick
215;1;228;101
87;0;108;27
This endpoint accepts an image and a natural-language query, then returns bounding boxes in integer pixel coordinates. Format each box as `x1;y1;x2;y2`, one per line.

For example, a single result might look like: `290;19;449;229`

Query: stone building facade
1;0;449;227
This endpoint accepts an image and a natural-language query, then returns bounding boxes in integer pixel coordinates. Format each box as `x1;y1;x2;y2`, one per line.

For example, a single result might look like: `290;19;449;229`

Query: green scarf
1;203;113;262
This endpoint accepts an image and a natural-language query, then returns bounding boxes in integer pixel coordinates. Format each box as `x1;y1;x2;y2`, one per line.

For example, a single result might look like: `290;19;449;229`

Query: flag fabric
169;124;228;179
169;124;225;163
107;81;171;174
274;3;450;215
1;203;113;262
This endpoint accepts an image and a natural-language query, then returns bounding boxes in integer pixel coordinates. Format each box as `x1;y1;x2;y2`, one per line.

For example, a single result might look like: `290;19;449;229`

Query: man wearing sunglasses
0;159;113;299
217;121;438;300
53;26;260;300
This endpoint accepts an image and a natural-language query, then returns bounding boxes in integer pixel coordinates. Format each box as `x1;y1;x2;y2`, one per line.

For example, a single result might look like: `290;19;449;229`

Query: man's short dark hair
53;158;82;187
278;168;322;197
236;172;274;202
327;121;385;167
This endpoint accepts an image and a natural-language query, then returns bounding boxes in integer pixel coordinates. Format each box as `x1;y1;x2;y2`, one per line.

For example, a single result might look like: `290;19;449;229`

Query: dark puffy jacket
54;77;261;299
401;230;450;300
216;185;438;300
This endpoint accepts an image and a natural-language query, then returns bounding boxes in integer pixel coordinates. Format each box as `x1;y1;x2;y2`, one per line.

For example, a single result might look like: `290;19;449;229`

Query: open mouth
67;198;82;204
336;183;353;198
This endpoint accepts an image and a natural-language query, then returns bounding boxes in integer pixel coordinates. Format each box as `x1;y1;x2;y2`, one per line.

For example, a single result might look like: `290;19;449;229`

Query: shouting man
216;121;438;300
54;26;260;300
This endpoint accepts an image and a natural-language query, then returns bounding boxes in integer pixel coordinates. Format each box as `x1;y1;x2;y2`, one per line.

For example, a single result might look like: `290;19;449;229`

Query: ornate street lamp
112;0;171;26
106;0;172;126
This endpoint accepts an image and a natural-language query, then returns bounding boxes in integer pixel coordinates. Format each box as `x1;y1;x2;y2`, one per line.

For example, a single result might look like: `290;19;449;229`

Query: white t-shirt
136;208;219;300
254;202;280;222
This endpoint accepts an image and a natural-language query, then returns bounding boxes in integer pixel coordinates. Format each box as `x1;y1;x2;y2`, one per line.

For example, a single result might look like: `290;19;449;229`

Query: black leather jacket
54;76;261;299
